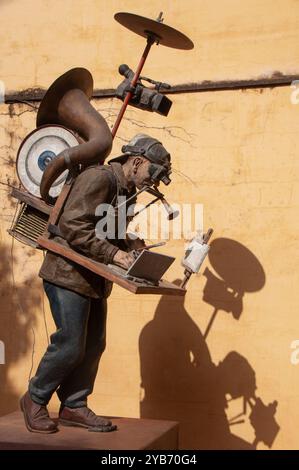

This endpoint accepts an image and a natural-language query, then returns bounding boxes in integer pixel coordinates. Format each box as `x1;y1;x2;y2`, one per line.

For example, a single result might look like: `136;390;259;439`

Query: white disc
16;125;79;198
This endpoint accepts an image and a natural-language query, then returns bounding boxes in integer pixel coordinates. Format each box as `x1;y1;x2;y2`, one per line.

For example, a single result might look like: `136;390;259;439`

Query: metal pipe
136;241;166;251
6;74;299;105
111;36;155;138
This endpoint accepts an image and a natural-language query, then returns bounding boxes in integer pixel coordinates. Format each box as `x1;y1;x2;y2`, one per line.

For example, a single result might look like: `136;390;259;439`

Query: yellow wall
0;0;299;449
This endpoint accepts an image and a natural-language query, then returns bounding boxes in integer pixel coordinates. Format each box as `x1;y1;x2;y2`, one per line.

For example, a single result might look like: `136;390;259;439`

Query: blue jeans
29;281;107;408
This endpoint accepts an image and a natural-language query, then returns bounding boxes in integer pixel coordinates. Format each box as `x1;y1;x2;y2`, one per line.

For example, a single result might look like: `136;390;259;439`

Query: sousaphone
17;67;112;203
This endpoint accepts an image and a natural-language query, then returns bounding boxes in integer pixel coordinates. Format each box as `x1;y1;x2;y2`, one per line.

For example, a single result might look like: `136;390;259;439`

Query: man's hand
125;235;146;251
112;250;135;270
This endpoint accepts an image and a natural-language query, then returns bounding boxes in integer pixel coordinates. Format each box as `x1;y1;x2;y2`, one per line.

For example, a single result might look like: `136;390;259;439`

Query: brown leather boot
59;406;117;432
20;391;57;434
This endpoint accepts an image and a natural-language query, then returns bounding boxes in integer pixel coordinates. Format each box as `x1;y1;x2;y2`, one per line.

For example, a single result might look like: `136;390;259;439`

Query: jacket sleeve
58;167;119;265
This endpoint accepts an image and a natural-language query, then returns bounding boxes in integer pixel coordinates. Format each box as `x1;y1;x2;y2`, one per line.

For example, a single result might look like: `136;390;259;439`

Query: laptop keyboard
107;263;158;285
107;264;127;276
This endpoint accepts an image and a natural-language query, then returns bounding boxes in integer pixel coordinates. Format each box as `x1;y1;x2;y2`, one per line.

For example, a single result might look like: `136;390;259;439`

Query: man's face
132;156;153;189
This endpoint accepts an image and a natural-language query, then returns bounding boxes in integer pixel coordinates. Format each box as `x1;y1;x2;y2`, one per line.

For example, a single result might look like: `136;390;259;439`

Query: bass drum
16;125;79;198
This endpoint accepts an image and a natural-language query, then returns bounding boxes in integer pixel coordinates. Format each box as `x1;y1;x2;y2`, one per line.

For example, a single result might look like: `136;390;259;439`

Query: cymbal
209;238;266;293
114;12;194;50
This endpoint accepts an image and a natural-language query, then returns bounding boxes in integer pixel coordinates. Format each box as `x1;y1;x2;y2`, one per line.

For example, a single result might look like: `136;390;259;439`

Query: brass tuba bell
36;68;112;202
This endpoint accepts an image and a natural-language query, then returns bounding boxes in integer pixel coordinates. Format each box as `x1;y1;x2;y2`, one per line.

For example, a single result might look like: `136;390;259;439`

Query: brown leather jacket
39;162;139;298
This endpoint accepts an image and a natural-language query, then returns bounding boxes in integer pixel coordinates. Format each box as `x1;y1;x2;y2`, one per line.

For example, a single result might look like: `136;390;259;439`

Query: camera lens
151;93;172;116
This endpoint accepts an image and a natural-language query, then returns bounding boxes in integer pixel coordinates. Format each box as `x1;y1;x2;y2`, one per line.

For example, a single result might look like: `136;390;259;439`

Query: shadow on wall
202;237;266;338
139;238;280;449
0;241;40;416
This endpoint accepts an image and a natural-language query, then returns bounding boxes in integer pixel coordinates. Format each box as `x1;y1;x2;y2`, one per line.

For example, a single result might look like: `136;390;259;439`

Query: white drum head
16;125;79;198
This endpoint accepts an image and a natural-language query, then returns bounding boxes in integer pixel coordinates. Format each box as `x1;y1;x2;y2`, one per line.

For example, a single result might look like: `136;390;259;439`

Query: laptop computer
108;250;175;284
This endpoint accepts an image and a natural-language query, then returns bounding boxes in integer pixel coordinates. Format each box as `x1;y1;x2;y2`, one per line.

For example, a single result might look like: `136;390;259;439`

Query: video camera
116;64;172;116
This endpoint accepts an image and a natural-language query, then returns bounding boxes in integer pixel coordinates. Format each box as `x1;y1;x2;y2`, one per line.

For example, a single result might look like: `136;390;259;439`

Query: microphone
118;64;134;80
161;197;179;220
145;186;179;221
119;65;170;90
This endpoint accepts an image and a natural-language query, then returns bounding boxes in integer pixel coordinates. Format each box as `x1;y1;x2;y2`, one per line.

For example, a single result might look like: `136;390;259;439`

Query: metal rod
180;269;191;289
114;185;149;211
136;241;166;251
203;307;218;339
133;196;160;217
203;228;213;244
111;36;155;138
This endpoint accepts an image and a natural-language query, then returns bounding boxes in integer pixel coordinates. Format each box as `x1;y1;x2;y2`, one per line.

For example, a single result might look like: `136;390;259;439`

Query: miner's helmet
109;134;172;185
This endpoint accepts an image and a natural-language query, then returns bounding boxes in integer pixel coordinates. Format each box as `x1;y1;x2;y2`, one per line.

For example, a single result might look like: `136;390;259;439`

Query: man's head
109;134;171;189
